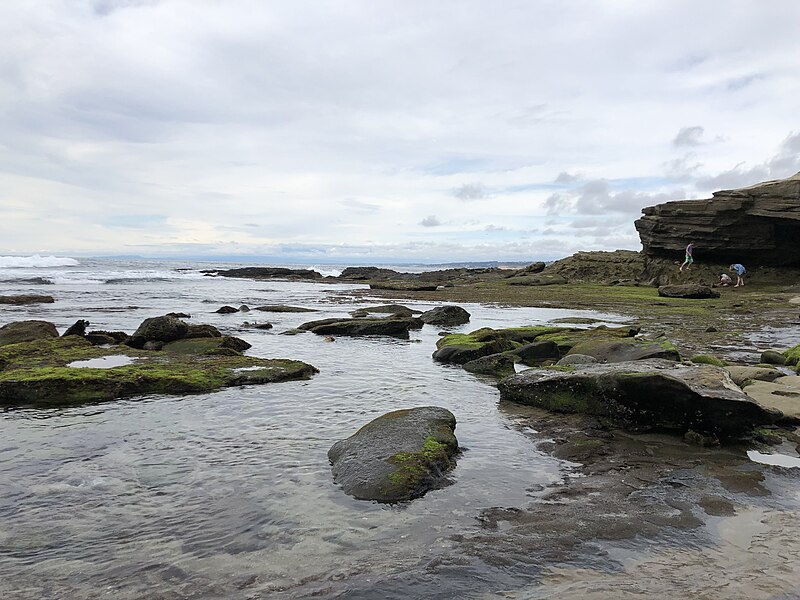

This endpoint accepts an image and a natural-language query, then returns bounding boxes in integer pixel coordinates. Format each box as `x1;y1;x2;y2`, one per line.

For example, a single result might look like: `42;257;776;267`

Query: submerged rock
0;320;59;347
328;407;458;503
299;316;422;337
215;305;239;314
419;306;471;326
253;305;317;313
498;359;780;440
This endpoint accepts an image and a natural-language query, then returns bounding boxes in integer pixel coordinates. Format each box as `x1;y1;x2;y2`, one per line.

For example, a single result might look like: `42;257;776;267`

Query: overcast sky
1;0;799;263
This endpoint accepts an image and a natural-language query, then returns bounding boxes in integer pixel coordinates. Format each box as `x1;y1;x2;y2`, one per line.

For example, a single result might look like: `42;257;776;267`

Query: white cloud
0;1;798;260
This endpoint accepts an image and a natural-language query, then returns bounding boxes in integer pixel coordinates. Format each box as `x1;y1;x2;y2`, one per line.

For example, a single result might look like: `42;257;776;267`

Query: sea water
1;256;798;599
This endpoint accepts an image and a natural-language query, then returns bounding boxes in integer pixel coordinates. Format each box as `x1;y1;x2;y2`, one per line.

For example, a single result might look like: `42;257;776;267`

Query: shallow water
1;258;799;599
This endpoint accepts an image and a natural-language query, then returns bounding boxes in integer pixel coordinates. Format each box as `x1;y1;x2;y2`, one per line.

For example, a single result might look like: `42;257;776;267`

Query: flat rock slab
658;284;720;299
499;359;780;439
328;407;458;503
253;305;317;313
369;282;440;292
742;377;800;423
0;295;55;305
299;316;422;336
350;304;422;317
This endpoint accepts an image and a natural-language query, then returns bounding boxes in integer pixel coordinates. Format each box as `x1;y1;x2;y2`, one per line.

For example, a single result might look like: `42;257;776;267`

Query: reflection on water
68;355;136;369
747;450;800;468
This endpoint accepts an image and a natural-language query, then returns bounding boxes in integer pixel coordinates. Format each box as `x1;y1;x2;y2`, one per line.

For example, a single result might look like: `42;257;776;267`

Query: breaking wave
0;255;79;268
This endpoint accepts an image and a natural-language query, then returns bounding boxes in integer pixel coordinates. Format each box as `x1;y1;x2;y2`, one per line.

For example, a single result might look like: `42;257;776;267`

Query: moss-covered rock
0;320;59;347
328;406;458;503
784;344;800;369
0;336;317;408
691;354;726;367
462;353;517;378
299;316;423;336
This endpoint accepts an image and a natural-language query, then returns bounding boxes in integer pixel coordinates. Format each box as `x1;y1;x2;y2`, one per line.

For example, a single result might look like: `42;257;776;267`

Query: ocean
1;256;798;599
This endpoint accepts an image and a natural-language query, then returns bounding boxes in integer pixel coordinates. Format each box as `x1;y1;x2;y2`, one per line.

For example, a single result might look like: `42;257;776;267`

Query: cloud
452;183;487;201
554;171;581;184
673;126;704;147
340;198;381;213
419;215;441;227
483;224;506;232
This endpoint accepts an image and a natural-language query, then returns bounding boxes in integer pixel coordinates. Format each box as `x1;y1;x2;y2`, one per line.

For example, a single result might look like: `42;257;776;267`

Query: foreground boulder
658;284;720;299
0;320;59;347
419;305;470;326
0;336;317;408
299;316;422;337
328;407;458;502
499;359;780;440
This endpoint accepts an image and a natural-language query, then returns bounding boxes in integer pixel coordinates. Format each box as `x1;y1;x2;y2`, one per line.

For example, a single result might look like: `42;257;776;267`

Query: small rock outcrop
635;172;800;267
208;267;323;280
499;359;780;439
658;284;720;299
0;320;59;346
62;320;90;337
125;316;189;349
328;407;459;503
253;305;317;313
350;304;421;317
419;306;471;326
215;305;239;314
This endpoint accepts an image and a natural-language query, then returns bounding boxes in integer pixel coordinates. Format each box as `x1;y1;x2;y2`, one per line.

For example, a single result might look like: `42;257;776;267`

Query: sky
1;0;799;263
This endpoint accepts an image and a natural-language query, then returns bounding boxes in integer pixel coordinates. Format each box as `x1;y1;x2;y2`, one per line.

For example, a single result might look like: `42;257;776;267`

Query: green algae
691;354;726;367
387;437;456;491
0;337;318;408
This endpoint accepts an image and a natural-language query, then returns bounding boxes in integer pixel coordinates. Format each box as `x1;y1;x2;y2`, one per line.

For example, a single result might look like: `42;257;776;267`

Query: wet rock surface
299;316;423;337
419;305;471;326
0;320;59;346
328;406;458;503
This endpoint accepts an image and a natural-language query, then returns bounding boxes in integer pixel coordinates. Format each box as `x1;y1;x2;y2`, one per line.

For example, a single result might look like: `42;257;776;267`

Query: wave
0;255;79;268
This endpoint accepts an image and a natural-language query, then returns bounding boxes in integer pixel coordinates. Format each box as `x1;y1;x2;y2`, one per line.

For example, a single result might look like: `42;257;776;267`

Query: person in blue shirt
729;263;746;287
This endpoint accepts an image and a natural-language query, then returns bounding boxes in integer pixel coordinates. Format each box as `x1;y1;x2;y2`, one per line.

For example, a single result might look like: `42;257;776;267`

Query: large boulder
725;365;784;387
0;320;59;346
126;316;189;349
299;317;422;337
339;266;401;280
328;407;459;502
566;339;681;363
658;284;720;299
635;172;800;266
419;305;471;326
498;359;780;439
462;353;517;378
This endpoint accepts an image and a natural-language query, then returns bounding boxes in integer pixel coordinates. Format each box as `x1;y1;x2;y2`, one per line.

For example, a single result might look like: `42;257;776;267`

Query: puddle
747;450;800;468
68;356;136;369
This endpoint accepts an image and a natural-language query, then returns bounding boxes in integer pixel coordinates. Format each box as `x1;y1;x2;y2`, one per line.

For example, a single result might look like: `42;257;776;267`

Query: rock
706;326;718;333
419;306;471;326
462;353;517;378
635;172;800;267
184;324;222;338
543;250;647;284
557;354;599;366
0;336;317;408
761;350;787;365
511;340;560;365
0;295;55;305
690;355;726;367
298;317;423;337
279;329;307;336
566;339;681;363
725;366;784;387
741;377;800;423
238;305;250;313
508;262;546;276
215;305;239;314
242;322;273;330
498;359;780;439
210;267;323;280
432;331;518;365
328;407;458;502
658;284;720;299
62;320;90;337
507;274;568;286
162;336;251;356
125;316;189;349
369;282;440;292
350;304;422;317
85;330;128;345
165;312;191;319
339;266;400;280
253;305;317;313
143;341;164;351
0;320;59;347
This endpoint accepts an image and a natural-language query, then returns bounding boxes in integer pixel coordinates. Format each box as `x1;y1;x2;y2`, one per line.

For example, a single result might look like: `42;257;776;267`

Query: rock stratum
635;172;800;266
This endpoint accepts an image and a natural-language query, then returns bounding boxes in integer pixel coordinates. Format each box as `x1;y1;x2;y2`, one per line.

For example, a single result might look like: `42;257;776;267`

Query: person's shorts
685;255;693;263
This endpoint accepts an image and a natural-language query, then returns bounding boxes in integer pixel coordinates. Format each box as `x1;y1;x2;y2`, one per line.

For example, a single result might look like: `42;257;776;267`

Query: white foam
0;255;79;268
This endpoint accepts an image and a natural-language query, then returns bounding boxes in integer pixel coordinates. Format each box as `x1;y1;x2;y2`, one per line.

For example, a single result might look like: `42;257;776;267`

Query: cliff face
635;172;800;266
